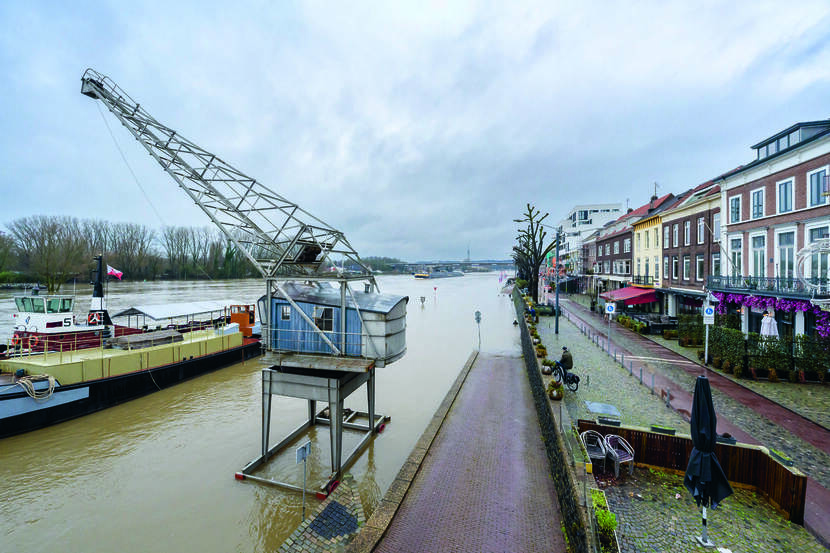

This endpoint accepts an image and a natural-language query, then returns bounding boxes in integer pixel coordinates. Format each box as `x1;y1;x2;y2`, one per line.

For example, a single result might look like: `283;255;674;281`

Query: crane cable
94;102;215;282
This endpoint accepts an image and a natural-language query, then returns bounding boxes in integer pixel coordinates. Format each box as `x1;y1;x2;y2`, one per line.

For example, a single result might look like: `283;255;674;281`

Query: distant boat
414;270;464;279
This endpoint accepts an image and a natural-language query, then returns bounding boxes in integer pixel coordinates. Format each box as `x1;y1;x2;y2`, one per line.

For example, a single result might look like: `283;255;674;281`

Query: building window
712;253;721;277
663;226;670;248
637;233;641;250
729;196;741;223
684;221;691;246
751;188;764;219
314;306;334;331
614;241;620;254
654;256;659;280
645;231;650;249
673;224;679;247
672;256;678;279
645;257;650;277
281;305;291;320
605;244;610;255
752;235;766;277
604;261;610;274
778;231;794;279
696;254;704;281
809;168;828;207
697;217;705;244
713;213;720;240
683;255;690;280
623;238;631;253
730;237;742;277
623;260;630;275
809;226;830;279
777;179;793;213
663;256;669;280
636;258;640;276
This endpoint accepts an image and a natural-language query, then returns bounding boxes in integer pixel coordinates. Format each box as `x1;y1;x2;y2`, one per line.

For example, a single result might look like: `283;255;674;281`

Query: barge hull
0;341;260;439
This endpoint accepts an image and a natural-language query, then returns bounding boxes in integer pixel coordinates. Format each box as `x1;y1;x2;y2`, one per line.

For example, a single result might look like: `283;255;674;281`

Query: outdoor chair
580;430;607;473
604;434;635;478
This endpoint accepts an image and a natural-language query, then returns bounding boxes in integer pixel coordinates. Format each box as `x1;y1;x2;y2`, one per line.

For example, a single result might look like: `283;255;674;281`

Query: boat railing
5;323;233;361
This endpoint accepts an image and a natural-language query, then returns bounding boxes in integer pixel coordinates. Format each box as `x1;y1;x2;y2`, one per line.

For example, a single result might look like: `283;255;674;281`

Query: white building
556;203;623;273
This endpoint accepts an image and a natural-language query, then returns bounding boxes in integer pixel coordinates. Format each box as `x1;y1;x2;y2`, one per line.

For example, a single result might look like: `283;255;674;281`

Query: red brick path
374;353;565;553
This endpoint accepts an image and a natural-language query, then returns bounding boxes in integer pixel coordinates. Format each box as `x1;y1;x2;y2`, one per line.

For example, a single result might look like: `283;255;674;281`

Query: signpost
474;310;482;350
703;304;715;377
605;303;615;352
296;440;312;520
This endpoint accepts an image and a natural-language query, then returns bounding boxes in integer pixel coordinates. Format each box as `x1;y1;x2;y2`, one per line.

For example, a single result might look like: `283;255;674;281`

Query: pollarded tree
513;204;556;303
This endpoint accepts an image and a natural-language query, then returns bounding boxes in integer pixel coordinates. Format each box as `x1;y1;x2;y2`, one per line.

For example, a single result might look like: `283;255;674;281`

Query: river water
0;272;519;553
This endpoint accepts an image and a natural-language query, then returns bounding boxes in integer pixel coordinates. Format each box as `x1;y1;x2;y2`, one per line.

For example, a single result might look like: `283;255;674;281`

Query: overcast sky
2;1;830;262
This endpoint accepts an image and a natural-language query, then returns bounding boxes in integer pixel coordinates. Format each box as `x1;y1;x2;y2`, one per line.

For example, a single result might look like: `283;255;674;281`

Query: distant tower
466;244;471;263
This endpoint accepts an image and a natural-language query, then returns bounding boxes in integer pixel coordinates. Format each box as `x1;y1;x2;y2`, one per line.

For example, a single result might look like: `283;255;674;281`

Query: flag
107;265;123;280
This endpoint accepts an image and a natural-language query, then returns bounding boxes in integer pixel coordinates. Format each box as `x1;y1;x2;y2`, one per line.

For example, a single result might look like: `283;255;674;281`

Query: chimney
627;207;633;214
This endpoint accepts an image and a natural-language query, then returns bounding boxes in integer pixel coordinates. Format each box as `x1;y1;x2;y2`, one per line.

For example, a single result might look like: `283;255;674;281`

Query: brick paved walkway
373;353;565;553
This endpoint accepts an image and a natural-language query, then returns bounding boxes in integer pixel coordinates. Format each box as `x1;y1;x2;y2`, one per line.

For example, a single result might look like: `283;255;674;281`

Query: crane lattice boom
81;68;371;279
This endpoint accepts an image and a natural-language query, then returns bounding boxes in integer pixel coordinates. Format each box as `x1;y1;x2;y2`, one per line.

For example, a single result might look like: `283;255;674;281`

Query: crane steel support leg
368;367;376;434
262;372;272;457
308;399;317;425
329;383;343;475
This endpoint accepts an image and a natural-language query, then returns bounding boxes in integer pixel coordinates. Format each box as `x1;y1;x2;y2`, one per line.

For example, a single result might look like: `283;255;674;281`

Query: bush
768;367;780;383
662;329;678;340
733;363;743;378
515;279;528;289
722;360;731;372
713;356;722;369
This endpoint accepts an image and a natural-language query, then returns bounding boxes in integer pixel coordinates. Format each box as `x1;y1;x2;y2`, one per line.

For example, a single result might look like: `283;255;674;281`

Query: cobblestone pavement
603;468;825;553
280;478;366;553
560;297;830;494
534;303;827;551
649;333;830;431
374;353;565;553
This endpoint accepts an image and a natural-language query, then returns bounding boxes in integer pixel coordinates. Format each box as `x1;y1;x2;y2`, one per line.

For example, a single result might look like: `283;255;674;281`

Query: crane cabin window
281;305;291;321
314;306;334;331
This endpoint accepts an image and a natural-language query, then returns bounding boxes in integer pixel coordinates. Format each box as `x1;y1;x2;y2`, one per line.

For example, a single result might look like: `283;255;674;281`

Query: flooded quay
0;272;518;553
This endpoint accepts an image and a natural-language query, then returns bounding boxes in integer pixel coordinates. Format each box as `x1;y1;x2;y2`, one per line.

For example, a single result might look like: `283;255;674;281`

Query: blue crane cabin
260;282;407;367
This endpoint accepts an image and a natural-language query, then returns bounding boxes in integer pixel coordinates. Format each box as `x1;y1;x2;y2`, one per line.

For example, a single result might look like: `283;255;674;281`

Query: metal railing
707;275;829;298
630;275;654;286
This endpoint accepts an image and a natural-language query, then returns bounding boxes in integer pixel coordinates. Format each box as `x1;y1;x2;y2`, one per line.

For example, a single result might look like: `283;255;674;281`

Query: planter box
771;450;794;467
650;425;676;436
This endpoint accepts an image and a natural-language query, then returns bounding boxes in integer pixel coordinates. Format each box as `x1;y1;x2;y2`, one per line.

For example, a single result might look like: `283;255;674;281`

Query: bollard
586;374;590;387
629;361;633;375
639;367;643;384
620;353;625;366
651;373;654;394
614;350;617;362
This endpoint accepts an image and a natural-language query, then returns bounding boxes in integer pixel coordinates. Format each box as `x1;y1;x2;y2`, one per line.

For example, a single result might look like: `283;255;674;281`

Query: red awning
600;286;657;305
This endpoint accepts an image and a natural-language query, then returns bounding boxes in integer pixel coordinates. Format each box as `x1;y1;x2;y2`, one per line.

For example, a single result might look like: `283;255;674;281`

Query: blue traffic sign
605;303;616;314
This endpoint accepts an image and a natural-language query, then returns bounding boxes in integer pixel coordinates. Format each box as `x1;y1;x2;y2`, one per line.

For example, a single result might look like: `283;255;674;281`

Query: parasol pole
697;498;715;548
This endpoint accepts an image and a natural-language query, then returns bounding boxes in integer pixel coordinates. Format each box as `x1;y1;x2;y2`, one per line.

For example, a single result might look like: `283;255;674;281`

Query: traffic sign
605;303;616;314
703;305;715;325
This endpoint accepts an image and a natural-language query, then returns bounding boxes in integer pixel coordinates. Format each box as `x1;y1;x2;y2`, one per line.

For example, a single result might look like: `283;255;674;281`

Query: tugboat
0;256;261;438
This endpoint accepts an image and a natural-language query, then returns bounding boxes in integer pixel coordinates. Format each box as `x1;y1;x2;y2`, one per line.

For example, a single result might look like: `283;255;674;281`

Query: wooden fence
578;419;807;524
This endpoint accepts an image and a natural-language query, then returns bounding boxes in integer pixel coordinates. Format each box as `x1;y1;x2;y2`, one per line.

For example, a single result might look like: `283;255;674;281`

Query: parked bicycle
553;360;580;392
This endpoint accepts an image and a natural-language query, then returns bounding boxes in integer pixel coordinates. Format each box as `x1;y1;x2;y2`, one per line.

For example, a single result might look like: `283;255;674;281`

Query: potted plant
547;379;564;400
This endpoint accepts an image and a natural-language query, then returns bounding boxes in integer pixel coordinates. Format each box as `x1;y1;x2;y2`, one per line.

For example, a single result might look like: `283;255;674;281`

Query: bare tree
161;226;190;279
513;204;556;303
8;215;88;292
109;222;157;279
0;231;15;274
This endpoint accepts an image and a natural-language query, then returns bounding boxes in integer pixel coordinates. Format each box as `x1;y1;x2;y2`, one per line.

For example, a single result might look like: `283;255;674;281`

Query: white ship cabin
12;295;78;333
261;282;407;367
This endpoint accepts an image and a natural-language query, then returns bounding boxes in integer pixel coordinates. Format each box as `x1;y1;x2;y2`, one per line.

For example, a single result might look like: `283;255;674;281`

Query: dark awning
600;286;657;305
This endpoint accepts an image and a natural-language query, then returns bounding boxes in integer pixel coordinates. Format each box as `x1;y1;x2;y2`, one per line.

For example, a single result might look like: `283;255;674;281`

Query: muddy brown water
0;273;518;553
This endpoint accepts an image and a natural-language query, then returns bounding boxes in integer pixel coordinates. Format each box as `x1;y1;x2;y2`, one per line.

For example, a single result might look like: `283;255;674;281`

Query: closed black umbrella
684;375;733;547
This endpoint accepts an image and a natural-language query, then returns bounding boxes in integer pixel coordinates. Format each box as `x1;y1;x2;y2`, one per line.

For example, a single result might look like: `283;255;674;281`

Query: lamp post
555;226;561;335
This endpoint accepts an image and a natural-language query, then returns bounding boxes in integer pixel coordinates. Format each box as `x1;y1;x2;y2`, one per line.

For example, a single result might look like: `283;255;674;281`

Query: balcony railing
707;275;830;298
630;275;654;286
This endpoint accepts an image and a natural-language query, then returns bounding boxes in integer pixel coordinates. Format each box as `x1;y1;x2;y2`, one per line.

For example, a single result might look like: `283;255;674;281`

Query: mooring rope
15;374;56;401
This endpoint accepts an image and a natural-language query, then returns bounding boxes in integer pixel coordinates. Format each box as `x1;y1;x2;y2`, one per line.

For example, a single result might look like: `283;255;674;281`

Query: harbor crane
82;69;407;494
